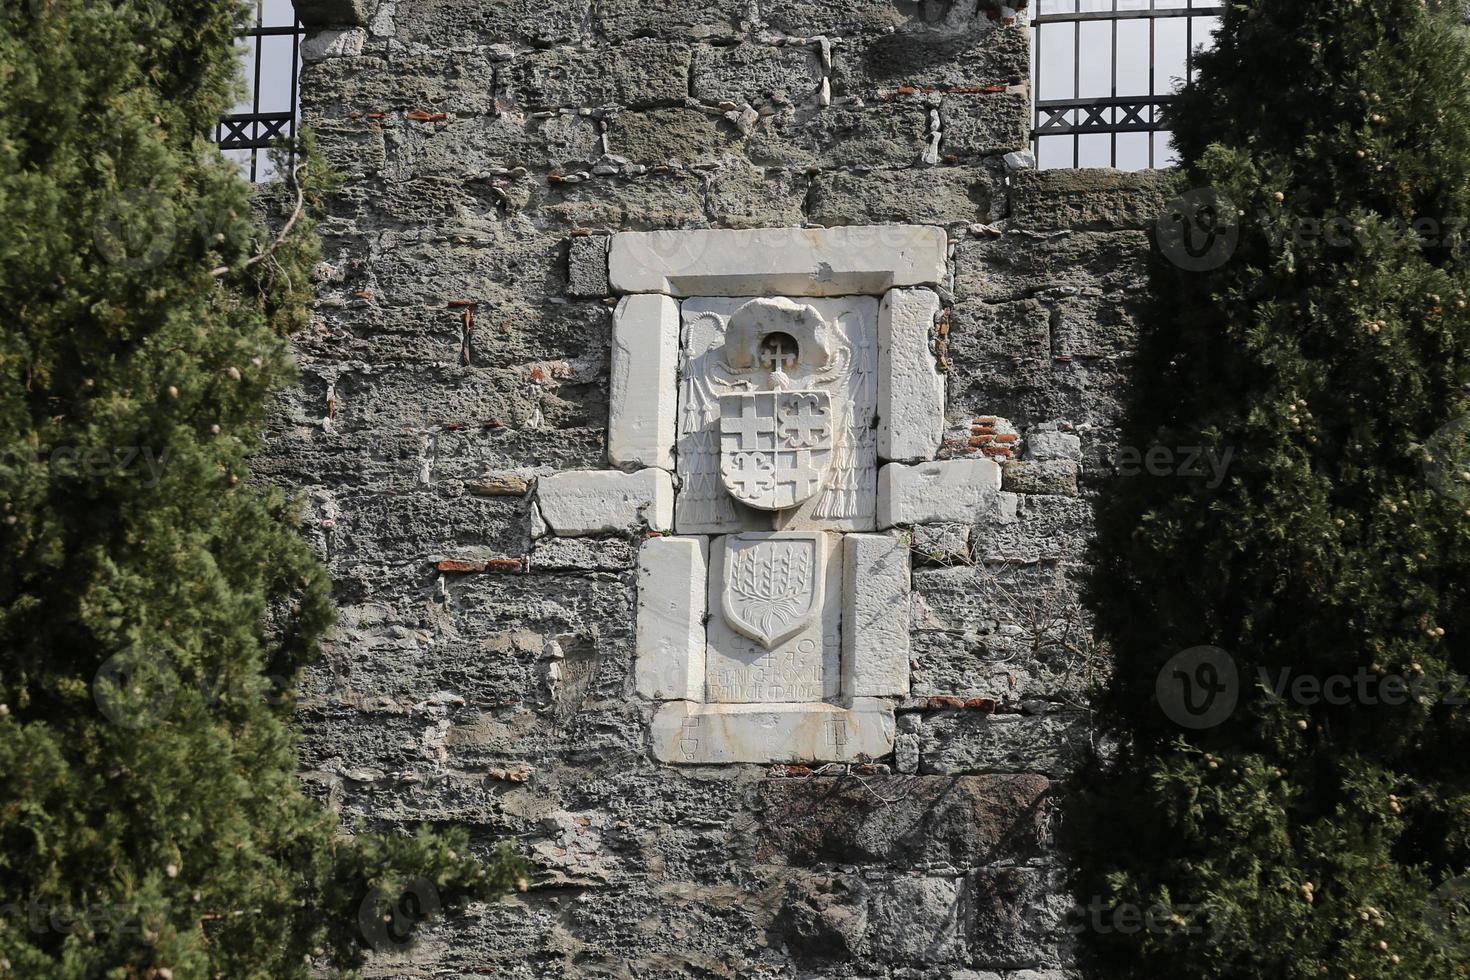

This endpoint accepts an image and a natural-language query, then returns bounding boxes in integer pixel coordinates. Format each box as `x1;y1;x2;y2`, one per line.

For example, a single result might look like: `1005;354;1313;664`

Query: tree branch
212;156;307;279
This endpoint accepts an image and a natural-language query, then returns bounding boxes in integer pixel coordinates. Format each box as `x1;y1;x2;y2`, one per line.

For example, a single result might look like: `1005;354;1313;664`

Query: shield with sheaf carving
721;533;824;649
718;390;833;511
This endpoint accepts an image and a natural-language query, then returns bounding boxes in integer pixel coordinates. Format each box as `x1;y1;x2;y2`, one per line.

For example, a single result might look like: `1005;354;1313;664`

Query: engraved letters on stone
718;391;833;511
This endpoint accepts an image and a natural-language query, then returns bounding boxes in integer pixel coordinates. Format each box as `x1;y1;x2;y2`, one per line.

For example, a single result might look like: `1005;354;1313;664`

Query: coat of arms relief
677;296;879;535
673;296;880;706
580;224;951;762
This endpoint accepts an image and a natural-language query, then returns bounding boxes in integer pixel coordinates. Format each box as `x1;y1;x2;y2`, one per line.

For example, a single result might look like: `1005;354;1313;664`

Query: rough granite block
939;92;1030;159
807;167;1002;227
294;0;378;28
691;43;824;106
505;40;691;109
568;235;610;298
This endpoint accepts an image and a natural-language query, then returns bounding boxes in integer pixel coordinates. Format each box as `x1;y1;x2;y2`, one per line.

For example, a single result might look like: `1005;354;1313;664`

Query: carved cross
725;452;775;497
759;334;798;374
724;411;769;451
778;395;829;448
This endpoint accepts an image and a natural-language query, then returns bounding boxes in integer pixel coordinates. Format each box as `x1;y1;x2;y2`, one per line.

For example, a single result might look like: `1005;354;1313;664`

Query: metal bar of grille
1034;8;1221;24
1110;0;1118;167
217;2;305;182
1031;2;1223;170
1072;0;1080;168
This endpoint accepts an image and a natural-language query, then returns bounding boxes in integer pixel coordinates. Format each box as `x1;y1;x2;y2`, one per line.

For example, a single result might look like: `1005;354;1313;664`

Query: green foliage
0;1;524;976
1070;2;1470;977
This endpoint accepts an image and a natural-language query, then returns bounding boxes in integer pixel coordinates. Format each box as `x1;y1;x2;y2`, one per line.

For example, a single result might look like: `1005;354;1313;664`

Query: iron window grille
1032;1;1224;170
217;0;304;182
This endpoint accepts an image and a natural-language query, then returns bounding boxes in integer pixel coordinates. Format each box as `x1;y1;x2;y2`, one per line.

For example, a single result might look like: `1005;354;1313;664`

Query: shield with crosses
718;390;834;511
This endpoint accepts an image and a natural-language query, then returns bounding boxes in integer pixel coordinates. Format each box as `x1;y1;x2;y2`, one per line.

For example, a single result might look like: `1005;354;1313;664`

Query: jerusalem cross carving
718;391;833;511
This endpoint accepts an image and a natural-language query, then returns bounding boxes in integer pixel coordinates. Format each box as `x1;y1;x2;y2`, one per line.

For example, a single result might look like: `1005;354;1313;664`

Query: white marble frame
609;224;948;298
608;225;949;476
606;225;949;765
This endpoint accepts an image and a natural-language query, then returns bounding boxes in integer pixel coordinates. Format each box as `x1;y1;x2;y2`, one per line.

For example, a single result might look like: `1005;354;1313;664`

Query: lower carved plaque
706;532;841;704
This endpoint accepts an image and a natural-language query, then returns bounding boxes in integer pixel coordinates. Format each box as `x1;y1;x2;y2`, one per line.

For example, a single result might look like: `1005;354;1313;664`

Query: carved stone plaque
719;391;833;511
600;224;951;762
677;296;879;534
721;532;824;646
705;531;841;704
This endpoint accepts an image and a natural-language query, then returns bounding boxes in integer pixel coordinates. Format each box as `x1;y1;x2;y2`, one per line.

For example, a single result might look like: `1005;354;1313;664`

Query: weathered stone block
650;698;896;764
302;51;501;119
609;108;741;165
974;495;1093;564
842;533;911;697
919;711;1090;775
942;300;1058;424
1026;428;1082;462
756;774;1052;868
295;0;377;28
365;227;568;306
536;468;674;535
1009;168;1182;232
608;294;678;470
326;365;584;433
832;22;1030;97
505;40;691;109
878;288;945;461
332;490;529;562
953;231;1151;304
759;0;916;35
395;0;591;47
568;235;611;298
531;535;639;572
1001;460;1080;496
895;733;920;772
635;537;708;700
593;0;748;41
878;459;1003;528
910;522;972;565
705;162;810;229
1048;291;1143;360
746;104;931;169
770;874;870;963
692;43;824;106
867;876;963;965
967;865;1073;970
301;28;366;63
542;171;709;232
306;119;386;178
939;92;1030;158
807;167;1001;226
910;561;1091;707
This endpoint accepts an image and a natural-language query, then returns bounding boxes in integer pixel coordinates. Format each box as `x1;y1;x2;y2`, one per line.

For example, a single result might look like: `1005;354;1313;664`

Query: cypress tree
0;1;521;976
1072;1;1470;977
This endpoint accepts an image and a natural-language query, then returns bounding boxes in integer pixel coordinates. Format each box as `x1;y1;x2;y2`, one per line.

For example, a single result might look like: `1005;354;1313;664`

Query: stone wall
267;1;1174;975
